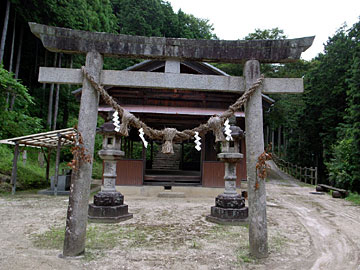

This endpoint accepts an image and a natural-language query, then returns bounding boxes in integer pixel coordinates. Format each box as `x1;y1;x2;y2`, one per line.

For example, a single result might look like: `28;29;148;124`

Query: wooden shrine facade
86;60;274;187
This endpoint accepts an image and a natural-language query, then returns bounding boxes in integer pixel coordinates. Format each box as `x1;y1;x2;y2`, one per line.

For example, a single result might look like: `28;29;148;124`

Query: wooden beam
54;134;62;196
39;67;304;94
29;23;314;64
6;127;76;142
46;148;51;183
11;142;20;194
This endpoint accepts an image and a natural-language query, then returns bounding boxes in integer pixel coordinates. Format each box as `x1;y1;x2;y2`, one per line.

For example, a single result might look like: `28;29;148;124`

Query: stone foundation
94;192;124;206
88;203;133;223
206;193;248;225
215;194;245;208
88;191;133;223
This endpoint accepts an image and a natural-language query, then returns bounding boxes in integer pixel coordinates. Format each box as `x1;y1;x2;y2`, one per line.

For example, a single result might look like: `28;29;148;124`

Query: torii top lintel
29;23;314;64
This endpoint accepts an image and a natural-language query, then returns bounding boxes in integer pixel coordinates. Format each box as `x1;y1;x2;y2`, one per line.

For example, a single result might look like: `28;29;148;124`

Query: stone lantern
206;118;248;225
88;121;133;222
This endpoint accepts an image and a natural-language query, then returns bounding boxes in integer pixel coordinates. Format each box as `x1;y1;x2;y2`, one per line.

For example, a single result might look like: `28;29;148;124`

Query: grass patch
0;144;103;192
33;224;120;260
33;226;65;249
269;233;287;252
33;222;212;260
33;221;250;261
297;181;315;188
208;224;248;239
189;240;202;250
346;192;360;205
237;245;255;264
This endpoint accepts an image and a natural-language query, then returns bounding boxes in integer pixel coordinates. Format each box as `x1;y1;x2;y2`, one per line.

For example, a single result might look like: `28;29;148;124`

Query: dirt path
1;162;360;270
266;162;360;270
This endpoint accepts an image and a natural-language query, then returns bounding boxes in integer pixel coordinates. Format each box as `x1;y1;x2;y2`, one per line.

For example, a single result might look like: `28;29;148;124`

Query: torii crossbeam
29;22;314;259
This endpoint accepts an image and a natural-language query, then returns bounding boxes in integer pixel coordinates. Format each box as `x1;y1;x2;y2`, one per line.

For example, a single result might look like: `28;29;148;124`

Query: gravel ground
1;163;360;270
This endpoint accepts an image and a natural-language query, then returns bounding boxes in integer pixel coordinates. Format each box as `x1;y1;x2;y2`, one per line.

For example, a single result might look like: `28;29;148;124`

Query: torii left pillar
244;60;268;258
63;51;103;257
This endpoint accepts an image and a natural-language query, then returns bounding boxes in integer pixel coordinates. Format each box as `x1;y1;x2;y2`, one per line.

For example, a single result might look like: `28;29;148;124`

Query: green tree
0;65;41;138
10;0;117;32
244;27;286;40
327;21;360;192
111;0;216;39
214;28;288;78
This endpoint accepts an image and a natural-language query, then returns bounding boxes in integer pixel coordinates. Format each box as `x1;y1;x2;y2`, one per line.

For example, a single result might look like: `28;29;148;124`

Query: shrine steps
143;173;201;186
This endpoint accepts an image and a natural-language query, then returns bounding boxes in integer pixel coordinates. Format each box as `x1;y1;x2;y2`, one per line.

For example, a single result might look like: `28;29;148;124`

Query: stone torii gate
29;22;314;258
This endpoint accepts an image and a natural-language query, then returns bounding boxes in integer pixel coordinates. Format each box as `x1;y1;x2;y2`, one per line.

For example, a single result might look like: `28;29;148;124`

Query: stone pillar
63;51;103;257
88;122;133;223
244;60;268;258
206;124;248;225
165;59;180;73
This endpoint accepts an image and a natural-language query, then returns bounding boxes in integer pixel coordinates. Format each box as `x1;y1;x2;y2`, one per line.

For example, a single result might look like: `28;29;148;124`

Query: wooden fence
272;155;318;185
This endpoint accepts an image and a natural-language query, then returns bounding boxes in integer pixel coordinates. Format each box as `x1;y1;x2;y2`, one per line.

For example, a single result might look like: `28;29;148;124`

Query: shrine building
75;60;273;188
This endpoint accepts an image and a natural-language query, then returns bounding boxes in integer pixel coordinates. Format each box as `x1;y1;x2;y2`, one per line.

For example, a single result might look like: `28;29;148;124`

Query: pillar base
207;193;248;226
205;211;249;226
88;191;133;223
216;193;245;208
93;191;124;206
88;204;133;223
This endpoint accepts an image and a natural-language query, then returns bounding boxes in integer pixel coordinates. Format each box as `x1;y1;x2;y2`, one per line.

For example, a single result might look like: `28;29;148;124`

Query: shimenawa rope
81;66;264;153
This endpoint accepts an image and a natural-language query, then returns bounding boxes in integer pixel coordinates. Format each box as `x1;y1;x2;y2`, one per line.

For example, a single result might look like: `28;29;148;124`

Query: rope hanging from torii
81;66;264;154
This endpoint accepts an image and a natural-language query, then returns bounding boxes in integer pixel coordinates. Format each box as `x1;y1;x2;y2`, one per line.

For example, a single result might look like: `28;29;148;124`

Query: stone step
152;144;182;171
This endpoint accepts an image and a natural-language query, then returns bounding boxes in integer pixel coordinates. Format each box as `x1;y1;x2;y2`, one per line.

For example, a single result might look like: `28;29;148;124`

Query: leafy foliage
0;65;42;138
0;145;47;190
244;28;287;40
10;0;117;32
327;21;360;192
112;0;216;39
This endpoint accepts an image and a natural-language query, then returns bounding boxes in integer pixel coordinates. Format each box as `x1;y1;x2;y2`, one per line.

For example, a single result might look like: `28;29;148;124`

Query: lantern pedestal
88;122;133;223
206;125;248;225
206;193;248;225
88;191;133;223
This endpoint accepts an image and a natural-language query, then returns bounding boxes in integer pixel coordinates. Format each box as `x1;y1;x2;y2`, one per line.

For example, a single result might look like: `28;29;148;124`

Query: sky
167;0;360;60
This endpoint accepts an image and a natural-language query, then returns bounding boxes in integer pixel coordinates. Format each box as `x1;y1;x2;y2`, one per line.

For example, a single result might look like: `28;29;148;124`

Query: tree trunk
63;51;103;257
277;126;281;157
8;13;16;73
9;25;23;111
41;50;48;117
285;129;289;158
30;39;39;86
47;53;58;129
0;0;10;64
62;55;72;128
52;53;62;130
4;6;14;109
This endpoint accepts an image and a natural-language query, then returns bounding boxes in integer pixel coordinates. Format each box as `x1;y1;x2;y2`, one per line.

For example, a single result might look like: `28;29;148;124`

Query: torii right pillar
244;60;268;258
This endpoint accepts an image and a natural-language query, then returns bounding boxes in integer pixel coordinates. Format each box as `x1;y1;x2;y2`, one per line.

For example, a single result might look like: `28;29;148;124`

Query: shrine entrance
96;60;271;187
29;22;314;258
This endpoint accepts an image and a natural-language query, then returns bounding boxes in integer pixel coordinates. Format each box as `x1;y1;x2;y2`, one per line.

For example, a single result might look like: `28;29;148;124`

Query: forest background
0;0;359;193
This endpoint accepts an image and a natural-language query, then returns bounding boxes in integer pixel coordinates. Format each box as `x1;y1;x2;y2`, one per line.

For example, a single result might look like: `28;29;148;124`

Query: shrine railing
272;155;318;185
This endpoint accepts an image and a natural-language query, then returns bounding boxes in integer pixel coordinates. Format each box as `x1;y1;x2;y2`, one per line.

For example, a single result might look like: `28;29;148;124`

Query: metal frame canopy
0;128;77;148
0;128;77;195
